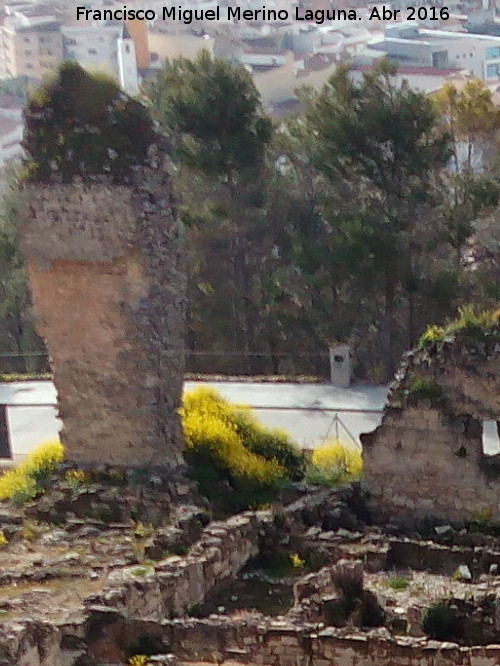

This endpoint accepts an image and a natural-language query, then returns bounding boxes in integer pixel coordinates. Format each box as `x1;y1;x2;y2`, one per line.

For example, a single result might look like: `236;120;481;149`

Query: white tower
117;23;140;96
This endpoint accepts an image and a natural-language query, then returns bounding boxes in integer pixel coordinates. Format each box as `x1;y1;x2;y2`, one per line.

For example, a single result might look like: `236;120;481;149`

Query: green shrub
23;61;154;184
422;601;463;641
0;439;64;504
305;440;363;486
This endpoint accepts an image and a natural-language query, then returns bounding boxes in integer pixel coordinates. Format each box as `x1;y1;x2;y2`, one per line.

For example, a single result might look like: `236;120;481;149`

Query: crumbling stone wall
362;334;500;523
20;144;186;469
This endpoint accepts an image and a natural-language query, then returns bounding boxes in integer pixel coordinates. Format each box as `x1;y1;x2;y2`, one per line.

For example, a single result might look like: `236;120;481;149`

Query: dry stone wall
362;335;500;523
20;143;186;469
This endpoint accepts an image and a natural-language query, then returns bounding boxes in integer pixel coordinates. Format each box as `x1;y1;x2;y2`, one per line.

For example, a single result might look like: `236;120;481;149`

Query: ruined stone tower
19;62;186;469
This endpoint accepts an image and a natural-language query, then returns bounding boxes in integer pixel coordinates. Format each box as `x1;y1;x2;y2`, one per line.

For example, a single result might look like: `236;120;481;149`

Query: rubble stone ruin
362;311;500;524
19;62;186;469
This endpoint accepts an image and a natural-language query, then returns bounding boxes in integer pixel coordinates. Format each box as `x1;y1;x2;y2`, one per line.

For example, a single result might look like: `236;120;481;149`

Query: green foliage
23;61;154;183
418;325;446;349
405;377;442;403
131;566;154;578
386;576;410;591
0;178;45;365
148;50;272;177
305;440;363;486
0;438;64;503
422;601;463;641
418;306;500;349
181;387;304;512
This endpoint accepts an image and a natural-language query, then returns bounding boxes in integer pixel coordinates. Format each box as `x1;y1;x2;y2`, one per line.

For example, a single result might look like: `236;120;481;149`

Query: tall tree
0;178;44;370
301;61;452;376
148;51;273;371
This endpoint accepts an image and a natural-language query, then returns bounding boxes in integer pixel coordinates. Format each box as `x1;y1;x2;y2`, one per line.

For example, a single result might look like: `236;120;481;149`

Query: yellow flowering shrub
182;387;306;480
0;438;64;504
181;387;302;512
306;440;363;486
128;656;149;666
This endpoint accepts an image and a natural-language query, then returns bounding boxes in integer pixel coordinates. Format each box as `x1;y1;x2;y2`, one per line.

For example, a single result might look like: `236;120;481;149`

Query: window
486;63;500;78
125;44;130;53
23;37;30;43
487;63;500;77
24;49;32;55
26;63;33;69
486;46;500;59
88;48;97;55
483;421;500;455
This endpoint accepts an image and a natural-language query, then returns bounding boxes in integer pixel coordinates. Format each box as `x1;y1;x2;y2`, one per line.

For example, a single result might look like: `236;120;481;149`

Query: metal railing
0;350;331;377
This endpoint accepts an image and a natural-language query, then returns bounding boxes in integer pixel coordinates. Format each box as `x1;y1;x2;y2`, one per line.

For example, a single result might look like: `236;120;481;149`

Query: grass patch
385;576;410;591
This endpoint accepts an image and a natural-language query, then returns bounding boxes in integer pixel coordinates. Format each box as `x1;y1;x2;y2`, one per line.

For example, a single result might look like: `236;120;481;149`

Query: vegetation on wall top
418;306;500;350
22;61;155;184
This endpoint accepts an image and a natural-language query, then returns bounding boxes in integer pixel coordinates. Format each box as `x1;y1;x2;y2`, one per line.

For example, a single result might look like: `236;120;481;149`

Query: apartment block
0;13;63;80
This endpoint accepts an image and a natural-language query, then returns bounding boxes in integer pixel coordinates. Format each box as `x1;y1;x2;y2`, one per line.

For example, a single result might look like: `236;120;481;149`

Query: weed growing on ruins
0;439;63;504
422;601;464;641
0;531;8;549
385;576;410;591
64;469;91;488
290;553;305;569
133;521;154;540
20;519;39;542
305;440;363;486
131;566;154;578
181;387;305;512
405;377;443;404
128;656;149;666
419;306;500;349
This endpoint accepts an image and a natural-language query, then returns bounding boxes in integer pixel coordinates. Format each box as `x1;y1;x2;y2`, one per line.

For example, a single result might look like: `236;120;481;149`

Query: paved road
2;380;499;461
0;380;388;461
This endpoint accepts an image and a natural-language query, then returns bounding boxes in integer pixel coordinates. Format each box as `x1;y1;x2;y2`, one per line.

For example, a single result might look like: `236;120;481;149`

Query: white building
369;24;500;80
117;24;139;95
62;22;140;95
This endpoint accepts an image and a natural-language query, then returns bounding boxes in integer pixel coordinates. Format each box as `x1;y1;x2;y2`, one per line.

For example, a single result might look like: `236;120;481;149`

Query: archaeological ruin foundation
7;61;500;666
362;319;500;524
19;63;186;470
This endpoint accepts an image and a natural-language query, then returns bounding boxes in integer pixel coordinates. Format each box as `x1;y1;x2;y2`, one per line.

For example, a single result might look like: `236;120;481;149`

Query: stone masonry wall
20;144;186;469
86;510;270;623
362;338;500;524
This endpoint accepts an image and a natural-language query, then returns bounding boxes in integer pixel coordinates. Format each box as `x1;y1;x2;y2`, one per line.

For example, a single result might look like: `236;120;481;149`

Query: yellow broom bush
0;438;64;504
306;440;363;486
181;387;305;511
182;387;306;480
